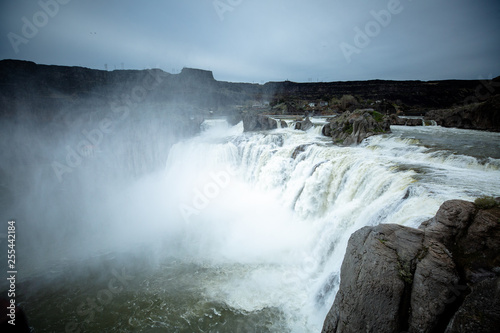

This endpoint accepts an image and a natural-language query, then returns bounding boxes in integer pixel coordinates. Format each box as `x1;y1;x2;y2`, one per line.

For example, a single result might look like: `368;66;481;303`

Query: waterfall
399;115;438;126
11;118;500;332
153;120;500;331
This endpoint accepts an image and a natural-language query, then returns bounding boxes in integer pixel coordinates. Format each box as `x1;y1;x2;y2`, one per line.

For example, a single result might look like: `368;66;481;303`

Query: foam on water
14;120;500;332
141;121;500;331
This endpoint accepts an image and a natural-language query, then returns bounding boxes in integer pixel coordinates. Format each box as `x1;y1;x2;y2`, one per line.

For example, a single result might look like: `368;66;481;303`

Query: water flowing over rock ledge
241;109;391;146
322;198;500;333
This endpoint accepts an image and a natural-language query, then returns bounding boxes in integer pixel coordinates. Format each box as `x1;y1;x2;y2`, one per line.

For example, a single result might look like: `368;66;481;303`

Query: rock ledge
322;198;500;333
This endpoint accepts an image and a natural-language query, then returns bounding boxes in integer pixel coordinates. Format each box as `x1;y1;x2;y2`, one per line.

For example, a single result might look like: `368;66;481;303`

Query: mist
0;98;311;286
1;61;499;331
0;98;201;282
2;95;500;331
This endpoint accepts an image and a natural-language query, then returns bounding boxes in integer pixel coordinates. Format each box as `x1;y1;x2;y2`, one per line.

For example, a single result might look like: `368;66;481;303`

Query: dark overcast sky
1;0;499;82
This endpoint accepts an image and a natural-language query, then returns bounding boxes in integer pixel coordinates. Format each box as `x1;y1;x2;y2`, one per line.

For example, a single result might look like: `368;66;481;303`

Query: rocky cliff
262;79;487;110
2;60;498;121
0;59;259;121
425;95;500;132
322;198;500;333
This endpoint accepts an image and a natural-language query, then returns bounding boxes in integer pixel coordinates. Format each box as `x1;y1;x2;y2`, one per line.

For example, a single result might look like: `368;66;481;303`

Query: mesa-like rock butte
1;59;499;133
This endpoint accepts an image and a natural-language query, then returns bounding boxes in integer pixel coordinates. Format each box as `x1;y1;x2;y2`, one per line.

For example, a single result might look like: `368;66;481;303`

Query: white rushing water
11;118;500;332
140;119;500;332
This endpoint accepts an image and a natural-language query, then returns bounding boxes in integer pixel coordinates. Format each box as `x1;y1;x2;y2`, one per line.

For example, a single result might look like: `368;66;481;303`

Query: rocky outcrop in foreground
322;110;391;145
322;198;500;333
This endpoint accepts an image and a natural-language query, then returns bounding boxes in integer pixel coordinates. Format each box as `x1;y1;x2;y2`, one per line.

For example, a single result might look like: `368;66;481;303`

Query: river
5;119;500;332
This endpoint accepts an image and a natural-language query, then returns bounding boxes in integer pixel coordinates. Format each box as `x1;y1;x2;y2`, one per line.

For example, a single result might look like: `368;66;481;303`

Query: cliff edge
322;198;500;333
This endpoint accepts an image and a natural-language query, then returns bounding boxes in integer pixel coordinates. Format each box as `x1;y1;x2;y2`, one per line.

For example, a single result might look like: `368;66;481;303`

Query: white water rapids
140;119;499;332
8;118;500;332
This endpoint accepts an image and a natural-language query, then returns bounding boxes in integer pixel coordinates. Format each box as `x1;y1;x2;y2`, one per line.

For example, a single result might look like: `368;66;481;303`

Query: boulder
322;224;425;333
322;199;500;333
322;110;390;145
405;118;423;126
242;114;278;131
295;117;313;131
389;114;407;125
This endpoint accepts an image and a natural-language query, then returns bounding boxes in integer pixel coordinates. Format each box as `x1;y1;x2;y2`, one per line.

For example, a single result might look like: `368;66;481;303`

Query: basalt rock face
322;199;500;333
3;60;499;123
0;60;255;121
322;110;391;145
262;79;488;110
424;95;500;132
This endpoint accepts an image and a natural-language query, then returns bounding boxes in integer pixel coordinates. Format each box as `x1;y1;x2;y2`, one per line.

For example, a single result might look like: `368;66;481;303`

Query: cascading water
398;116;438;126
6;118;500;332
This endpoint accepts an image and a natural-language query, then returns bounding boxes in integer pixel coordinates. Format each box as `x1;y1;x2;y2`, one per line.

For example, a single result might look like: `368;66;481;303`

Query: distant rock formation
322;198;500;333
178;67;215;82
263;79;491;111
0;60;249;120
322;110;391;145
425;95;500;132
2;60;498;123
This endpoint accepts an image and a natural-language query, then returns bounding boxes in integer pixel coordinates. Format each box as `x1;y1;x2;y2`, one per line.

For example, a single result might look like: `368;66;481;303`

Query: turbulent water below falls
14;120;500;332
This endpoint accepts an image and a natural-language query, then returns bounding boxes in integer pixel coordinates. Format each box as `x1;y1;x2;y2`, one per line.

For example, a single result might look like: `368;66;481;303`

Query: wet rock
295;117;313;131
291;144;312;159
322;224;424;333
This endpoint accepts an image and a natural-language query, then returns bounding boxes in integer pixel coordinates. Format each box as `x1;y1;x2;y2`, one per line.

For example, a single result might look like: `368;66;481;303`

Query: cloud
1;0;499;82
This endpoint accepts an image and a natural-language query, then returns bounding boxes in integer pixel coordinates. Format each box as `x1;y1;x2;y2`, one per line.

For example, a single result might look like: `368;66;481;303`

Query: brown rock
322;199;500;333
322;110;390;145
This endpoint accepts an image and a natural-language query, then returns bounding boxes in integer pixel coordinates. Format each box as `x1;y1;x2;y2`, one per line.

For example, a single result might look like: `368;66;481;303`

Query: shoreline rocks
322;198;500;333
424;95;500;132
